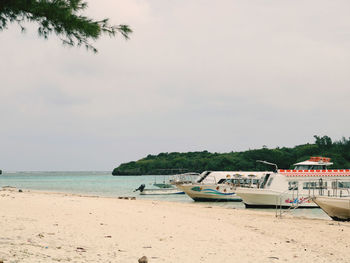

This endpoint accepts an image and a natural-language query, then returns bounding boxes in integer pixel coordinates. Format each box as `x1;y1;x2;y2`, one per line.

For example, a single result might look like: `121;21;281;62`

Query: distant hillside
112;135;350;175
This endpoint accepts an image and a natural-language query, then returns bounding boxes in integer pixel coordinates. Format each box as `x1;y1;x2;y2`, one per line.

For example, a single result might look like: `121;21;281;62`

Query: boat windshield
217;178;260;187
259;174;271;189
294;165;327;170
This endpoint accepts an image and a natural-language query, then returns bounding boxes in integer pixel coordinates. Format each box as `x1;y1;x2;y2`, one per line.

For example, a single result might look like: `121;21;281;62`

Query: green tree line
112;136;350;175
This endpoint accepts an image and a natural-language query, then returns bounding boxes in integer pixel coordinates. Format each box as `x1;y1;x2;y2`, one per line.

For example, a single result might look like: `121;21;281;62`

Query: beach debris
118;249;126;252
37;233;45;238
143;246;152;249
138;256;148;263
268;256;279;260
18;189;23;192
76;247;87;252
117;196;136;200
104;235;112;238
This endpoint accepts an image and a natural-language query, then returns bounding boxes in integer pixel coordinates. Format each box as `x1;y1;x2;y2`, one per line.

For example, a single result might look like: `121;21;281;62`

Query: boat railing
169;173;199;185
307;179;350;198
276;179;350;217
275;186;299;217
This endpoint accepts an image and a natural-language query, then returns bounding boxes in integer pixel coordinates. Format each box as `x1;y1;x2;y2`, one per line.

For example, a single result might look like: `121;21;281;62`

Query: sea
0;171;330;220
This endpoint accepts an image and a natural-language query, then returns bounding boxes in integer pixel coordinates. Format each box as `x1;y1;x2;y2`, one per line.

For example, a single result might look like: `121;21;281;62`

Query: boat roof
294;157;333;166
294;160;333;166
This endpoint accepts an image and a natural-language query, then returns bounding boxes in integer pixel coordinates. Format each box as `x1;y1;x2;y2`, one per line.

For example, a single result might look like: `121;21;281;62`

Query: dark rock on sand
138;256;148;263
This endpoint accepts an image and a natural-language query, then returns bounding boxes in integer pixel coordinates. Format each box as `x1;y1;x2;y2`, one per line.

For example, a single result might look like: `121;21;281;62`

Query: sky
1;0;350;171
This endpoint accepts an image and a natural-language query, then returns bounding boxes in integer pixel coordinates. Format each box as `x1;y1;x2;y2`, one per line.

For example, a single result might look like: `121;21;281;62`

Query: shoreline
1;187;350;262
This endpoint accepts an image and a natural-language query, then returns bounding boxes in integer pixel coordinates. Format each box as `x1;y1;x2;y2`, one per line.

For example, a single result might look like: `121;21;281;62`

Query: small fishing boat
139;188;185;195
312;196;350;221
134;184;184;195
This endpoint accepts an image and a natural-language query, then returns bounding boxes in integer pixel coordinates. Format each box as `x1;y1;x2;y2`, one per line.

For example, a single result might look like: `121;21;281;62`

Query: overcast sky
1;0;349;171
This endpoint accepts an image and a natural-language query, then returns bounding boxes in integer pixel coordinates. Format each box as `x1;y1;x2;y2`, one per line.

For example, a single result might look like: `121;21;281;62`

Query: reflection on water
0;172;330;220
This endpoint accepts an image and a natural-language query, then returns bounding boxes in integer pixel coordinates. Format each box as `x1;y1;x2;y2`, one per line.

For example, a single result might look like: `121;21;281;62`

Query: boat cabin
195;171;268;187
293;156;333;170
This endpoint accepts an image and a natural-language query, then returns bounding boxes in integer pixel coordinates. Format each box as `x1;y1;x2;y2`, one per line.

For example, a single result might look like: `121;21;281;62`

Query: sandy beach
0;188;349;263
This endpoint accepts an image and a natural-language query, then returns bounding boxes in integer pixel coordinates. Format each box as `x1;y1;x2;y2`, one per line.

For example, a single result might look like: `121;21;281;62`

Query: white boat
235;157;350;208
177;171;268;202
312;196;350;221
134;184;184;195
139;188;185;195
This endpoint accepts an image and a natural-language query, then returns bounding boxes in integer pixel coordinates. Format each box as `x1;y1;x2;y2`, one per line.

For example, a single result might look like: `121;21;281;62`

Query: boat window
303;182;327;189
267;177;274;187
294;165;307;170
294;165;327;170
260;174;270;189
338;182;350;188
197;171;211;183
288;181;298;191
217;179;227;184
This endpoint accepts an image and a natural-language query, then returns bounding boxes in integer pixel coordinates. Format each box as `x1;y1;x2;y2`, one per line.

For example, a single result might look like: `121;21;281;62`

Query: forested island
112;136;350;175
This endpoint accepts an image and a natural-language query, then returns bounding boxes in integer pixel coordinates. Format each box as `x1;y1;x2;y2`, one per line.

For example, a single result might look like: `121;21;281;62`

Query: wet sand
0;187;349;262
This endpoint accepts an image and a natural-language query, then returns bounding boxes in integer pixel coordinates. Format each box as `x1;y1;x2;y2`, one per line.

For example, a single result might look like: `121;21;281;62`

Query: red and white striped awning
278;169;350;177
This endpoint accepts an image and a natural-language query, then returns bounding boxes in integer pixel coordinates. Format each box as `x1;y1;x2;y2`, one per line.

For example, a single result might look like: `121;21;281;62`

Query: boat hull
235;188;317;208
140;188;184;195
177;184;242;202
313;196;350;221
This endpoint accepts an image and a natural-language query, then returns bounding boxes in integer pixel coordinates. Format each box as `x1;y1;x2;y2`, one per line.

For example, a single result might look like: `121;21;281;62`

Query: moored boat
177;171;268;202
139;188;185;195
235;157;350;208
134;184;184;195
312;196;350;221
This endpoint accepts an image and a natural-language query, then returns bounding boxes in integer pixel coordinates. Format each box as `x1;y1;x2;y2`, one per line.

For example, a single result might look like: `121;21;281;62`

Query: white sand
0;188;349;263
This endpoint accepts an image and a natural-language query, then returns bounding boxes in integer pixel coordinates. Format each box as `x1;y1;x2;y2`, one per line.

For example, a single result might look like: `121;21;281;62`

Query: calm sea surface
0;171;330;220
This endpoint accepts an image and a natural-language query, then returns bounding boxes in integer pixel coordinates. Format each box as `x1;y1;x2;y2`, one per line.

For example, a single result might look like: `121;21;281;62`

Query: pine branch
0;0;132;52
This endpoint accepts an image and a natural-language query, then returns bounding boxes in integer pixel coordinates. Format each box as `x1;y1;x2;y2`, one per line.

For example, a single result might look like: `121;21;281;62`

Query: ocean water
0;171;330;220
0;171;195;202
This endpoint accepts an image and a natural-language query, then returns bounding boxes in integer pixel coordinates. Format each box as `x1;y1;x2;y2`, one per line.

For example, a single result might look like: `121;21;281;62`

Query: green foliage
0;0;132;52
112;136;350;175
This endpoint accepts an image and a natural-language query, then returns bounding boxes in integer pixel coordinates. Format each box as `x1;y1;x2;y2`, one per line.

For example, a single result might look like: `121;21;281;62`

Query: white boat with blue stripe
177;171;268;202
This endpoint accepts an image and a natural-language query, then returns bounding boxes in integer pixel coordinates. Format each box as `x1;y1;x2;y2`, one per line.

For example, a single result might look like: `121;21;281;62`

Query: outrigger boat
177;171;268;202
235;157;350;208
